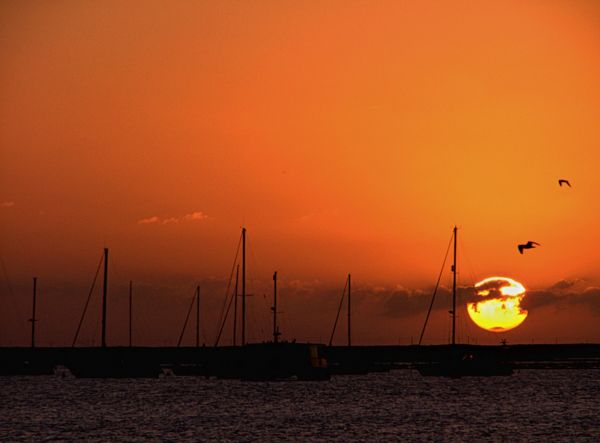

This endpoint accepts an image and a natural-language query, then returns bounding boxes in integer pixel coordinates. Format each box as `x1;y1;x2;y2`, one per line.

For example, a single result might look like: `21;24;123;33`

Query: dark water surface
1;370;598;442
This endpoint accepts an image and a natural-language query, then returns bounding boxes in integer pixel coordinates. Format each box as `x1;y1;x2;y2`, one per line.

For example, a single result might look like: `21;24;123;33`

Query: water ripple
1;370;598;442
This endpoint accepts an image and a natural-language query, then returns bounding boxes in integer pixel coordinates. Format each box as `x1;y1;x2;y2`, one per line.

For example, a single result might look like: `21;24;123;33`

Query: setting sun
467;277;528;333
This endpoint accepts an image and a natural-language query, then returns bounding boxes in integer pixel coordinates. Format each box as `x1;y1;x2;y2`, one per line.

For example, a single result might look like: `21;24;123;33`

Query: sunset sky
1;1;599;346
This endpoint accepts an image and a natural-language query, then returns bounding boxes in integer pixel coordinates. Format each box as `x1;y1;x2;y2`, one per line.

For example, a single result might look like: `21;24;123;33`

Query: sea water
1;370;598;441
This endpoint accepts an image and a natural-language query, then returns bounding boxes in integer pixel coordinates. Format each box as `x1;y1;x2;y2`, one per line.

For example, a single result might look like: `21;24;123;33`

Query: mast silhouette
233;265;239;346
129;280;132;347
241;227;246;345
347;273;351;347
272;271;280;344
195;286;200;347
30;277;38;348
101;248;108;348
451;226;457;346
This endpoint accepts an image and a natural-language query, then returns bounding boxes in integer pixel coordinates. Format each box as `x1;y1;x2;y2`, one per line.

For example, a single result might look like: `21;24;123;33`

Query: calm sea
1;370;598;442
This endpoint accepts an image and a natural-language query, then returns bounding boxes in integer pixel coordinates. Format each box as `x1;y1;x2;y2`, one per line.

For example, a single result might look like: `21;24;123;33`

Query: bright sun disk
467;276;528;333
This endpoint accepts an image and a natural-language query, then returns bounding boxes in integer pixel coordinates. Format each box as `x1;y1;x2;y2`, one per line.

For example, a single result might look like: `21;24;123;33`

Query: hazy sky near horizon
1;1;600;344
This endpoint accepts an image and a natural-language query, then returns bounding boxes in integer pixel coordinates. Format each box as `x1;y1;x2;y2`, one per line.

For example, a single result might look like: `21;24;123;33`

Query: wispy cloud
138;216;160;224
138;211;209;225
1;201;15;208
183;211;208;221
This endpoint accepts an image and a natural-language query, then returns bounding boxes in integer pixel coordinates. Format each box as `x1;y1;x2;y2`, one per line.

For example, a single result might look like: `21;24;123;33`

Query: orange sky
1;1;599;345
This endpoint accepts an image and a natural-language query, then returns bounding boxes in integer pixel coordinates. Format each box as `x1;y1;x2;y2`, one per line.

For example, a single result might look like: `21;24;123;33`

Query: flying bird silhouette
558;179;571;187
518;241;541;254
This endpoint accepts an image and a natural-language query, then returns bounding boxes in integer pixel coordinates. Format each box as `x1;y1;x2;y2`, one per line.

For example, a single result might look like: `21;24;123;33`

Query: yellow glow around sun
467;277;528;333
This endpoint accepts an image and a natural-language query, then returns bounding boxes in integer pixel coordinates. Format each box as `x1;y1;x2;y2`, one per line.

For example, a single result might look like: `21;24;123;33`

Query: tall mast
30;277;38;348
347;273;351;347
451;226;457;346
233;264;239;346
129;280;132;347
101;247;108;348
241;227;246;346
272;271;280;344
195;285;200;347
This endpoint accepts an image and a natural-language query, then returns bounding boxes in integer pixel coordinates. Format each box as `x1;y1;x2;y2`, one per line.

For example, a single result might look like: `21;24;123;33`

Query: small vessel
416;346;513;377
67;248;162;378
417;226;513;377
237;271;329;381
326;274;380;375
65;348;163;379
169;286;207;376
238;342;330;381
0;278;55;376
209;228;330;381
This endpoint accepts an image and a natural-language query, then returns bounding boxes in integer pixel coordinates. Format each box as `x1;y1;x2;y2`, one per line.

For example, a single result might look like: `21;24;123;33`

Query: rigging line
329;277;349;346
202;312;209;345
177;289;197;347
214;276;237;346
418;231;454;345
72;251;104;347
214;232;242;343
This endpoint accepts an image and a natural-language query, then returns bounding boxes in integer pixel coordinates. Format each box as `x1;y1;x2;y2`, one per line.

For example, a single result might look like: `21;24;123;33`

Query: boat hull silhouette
65;348;163;378
204;343;330;381
417;348;513;377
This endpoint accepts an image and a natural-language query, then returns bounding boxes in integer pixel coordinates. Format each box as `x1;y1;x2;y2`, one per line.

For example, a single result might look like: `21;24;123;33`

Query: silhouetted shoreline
0;343;598;377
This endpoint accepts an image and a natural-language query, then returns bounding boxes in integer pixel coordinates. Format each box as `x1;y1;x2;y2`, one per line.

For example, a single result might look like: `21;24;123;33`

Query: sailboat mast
30;277;37;348
233;265;239;346
195;285;200;347
347;273;351;347
101;247;108;348
129;280;132;347
273;271;278;343
241;227;246;346
451;226;457;346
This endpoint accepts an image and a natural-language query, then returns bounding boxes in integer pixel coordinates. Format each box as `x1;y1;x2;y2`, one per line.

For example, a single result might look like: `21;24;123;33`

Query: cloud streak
138;211;208;225
1;201;15;208
521;280;600;315
365;280;600;318
138;216;160;224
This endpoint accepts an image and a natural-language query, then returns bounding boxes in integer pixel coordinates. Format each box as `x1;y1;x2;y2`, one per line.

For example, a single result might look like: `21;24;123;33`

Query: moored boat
417;227;513;377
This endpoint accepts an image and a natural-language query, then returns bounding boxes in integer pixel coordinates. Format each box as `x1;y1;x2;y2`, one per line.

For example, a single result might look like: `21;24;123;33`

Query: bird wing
518;245;524;254
530;241;541;246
